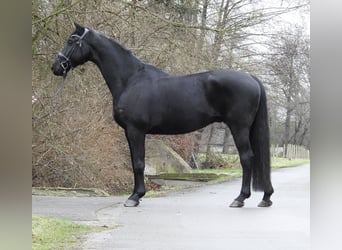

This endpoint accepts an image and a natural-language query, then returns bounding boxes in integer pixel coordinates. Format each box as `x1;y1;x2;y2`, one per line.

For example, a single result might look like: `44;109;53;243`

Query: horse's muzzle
51;60;64;76
51;57;71;76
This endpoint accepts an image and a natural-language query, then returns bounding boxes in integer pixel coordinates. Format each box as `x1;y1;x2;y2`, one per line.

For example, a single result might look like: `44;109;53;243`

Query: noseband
58;28;89;75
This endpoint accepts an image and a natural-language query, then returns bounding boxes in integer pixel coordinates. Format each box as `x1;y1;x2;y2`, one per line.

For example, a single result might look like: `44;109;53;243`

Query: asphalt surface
32;164;310;250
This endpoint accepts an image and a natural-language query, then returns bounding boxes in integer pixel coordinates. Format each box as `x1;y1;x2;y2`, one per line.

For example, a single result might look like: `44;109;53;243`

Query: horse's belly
148;124;207;135
148;111;220;135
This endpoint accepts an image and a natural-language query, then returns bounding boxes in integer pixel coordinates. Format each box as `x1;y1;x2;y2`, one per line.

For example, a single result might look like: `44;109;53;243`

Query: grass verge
32;215;103;250
193;156;310;175
271;157;310;169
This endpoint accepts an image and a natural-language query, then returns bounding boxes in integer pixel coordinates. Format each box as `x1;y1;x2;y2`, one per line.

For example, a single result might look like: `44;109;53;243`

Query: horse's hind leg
228;126;254;208
258;181;274;207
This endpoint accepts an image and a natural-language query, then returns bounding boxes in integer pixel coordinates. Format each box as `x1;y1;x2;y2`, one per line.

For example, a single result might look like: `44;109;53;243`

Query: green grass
271;157;310;169
32;216;102;250
194;154;309;175
192;167;242;175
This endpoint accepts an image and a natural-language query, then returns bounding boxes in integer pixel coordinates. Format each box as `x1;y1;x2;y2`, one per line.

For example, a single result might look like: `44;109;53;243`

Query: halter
58;28;89;75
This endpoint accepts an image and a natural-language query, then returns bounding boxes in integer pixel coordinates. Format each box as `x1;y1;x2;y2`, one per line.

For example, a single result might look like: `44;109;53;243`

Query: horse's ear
73;21;84;33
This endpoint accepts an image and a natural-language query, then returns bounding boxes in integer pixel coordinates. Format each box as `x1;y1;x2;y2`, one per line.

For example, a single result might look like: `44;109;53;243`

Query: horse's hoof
124;199;140;207
258;200;272;207
229;200;244;208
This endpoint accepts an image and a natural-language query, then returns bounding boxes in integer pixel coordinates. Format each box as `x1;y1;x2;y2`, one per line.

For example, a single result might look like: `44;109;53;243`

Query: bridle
33;28;90;122
58;28;89;76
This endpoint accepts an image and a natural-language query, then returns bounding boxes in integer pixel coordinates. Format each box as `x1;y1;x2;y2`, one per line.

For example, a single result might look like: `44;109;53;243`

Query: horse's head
51;22;92;76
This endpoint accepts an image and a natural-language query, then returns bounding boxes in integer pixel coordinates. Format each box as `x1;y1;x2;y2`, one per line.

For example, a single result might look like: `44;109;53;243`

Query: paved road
32;164;310;250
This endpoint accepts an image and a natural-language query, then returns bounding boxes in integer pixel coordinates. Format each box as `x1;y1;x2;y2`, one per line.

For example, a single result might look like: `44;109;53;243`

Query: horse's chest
113;102;149;127
113;106;128;128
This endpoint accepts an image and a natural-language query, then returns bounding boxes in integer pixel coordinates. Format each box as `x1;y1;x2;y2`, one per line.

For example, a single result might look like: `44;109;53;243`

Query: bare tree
265;26;310;152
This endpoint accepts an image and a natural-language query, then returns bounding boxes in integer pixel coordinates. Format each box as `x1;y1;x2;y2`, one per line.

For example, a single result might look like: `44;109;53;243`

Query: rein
32;74;67;122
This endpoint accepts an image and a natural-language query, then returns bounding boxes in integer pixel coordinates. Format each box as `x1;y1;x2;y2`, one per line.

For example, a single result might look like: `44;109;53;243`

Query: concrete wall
145;139;193;175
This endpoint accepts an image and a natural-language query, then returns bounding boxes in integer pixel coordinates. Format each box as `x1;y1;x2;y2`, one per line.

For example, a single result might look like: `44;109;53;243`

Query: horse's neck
90;36;143;100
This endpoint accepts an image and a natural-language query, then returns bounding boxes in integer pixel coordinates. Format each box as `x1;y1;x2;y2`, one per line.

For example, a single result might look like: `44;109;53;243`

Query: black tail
249;76;273;192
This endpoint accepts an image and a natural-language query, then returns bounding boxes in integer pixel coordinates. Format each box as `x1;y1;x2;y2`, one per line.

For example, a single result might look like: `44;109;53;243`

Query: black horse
52;22;274;208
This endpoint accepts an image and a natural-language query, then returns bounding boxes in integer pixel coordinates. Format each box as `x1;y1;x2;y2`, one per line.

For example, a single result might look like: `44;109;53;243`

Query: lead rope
32;73;67;122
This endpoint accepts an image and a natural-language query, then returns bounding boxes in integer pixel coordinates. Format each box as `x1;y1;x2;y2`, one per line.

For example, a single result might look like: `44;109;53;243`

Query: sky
263;0;310;35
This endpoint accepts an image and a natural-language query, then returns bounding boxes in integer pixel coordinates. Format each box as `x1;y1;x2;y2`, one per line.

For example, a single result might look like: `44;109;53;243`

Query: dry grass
32;65;132;194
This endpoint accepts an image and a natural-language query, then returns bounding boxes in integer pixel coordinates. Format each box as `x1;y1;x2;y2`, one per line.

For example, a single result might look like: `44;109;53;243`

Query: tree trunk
283;97;292;157
212;0;230;64
204;124;215;163
222;127;232;153
129;0;137;47
198;0;209;52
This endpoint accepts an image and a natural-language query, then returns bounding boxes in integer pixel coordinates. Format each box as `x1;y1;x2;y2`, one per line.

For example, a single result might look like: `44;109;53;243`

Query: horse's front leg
124;126;146;207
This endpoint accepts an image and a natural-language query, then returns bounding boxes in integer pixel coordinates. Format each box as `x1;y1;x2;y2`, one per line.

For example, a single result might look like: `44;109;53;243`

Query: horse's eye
67;39;73;44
